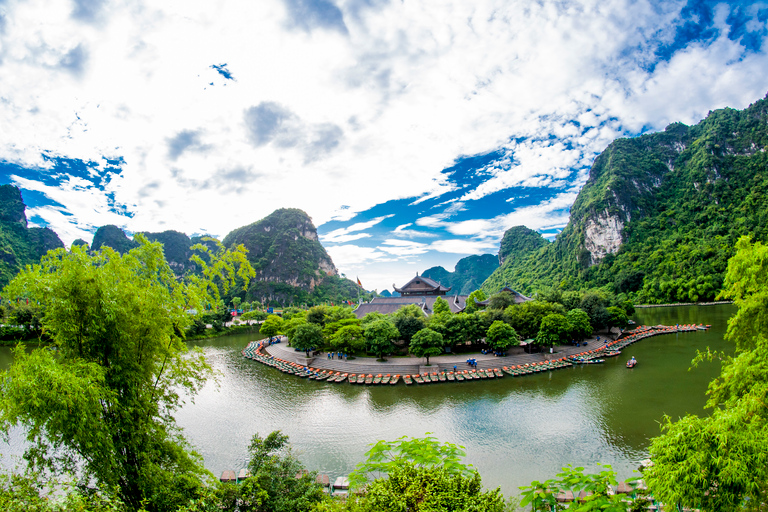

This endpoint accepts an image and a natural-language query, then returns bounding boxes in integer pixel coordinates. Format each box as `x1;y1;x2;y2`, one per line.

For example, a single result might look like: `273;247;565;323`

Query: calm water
0;305;735;496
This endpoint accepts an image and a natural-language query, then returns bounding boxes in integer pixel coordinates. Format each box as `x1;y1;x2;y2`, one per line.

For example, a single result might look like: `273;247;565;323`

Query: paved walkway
264;334;613;373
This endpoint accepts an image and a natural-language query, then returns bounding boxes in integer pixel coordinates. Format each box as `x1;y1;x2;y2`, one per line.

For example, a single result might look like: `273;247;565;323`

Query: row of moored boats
242;324;708;384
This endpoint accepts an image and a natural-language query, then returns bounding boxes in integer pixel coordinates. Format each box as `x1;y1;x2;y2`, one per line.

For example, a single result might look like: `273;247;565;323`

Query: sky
0;0;767;293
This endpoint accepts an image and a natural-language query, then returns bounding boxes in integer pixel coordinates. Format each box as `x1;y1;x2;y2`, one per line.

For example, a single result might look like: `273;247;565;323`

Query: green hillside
222;208;364;305
0;185;64;287
422;253;499;294
91;225;137;254
483;95;768;304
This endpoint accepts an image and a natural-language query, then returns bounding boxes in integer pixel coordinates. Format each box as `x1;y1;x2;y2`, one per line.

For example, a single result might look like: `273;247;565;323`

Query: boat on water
603;350;622;358
373;374;382;385
365;374;374;384
438;372;446;382
382;374;391;384
390;375;400;385
429;373;439;383
413;374;424;384
403;374;413;385
455;372;465;381
494;369;504;378
627;357;637;368
447;372;455;381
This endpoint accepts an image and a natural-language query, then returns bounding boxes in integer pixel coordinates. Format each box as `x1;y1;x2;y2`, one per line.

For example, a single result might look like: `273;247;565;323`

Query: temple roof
353;294;468;318
393;273;451;296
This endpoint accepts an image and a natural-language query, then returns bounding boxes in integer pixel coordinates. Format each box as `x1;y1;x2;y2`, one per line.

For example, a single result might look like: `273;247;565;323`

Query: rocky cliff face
0;185;65;287
222;208;338;297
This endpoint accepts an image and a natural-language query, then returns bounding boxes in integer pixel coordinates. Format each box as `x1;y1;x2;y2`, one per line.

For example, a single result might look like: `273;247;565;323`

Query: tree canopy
409;328;444;365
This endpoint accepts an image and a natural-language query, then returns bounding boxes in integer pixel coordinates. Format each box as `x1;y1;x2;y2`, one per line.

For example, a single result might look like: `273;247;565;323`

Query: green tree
537;313;568;347
463;289;487;313
433;296;451;315
504;301;566;339
329;325;365;354
231;296;242;311
349;434;474;488
243;431;325;512
363;319;399;360
486;320;519;353
281;313;307;341
566;308;592;340
606;306;629;329
291;323;323;356
306;305;329;326
409;328;444;366
392;314;425;344
0;238;253;511
339;462;506;512
488;291;515;310
521;464;634;512
644;236;768;511
260;314;284;342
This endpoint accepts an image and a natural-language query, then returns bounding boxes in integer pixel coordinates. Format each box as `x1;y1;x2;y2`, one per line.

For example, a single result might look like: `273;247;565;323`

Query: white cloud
320;214;393;243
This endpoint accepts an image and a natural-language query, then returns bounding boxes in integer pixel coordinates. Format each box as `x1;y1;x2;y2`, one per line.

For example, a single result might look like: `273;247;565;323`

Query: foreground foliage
644;236;768;511
0;237;252;511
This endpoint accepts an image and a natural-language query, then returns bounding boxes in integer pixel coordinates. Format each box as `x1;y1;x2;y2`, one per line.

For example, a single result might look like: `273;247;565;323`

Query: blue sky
0;0;767;293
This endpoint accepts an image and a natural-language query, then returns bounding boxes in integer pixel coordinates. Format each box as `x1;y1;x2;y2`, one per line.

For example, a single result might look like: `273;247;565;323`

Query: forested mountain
222;208;363;305
483;94;768;304
91;225;137;254
0;185;64;287
422;254;499;294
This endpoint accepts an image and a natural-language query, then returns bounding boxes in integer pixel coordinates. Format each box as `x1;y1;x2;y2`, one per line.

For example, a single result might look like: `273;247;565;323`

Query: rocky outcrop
0;185;65;287
584;211;624;264
223;208;338;296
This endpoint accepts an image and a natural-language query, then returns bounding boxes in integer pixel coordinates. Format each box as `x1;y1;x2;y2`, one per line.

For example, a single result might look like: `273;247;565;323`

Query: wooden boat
626;359;637;368
485;369;495;378
494;369;503;378
455;372;465;381
603;350;621;358
357;373;366;384
390;375;400;385
365;374;374;384
502;366;515;376
478;369;488;379
465;371;476;380
403;374;413;385
348;374;357;384
373;374;382;385
438;372;446;382
447;372;455;381
337;373;349;383
429;373;439;383
413;374;424;384
382;374;391;384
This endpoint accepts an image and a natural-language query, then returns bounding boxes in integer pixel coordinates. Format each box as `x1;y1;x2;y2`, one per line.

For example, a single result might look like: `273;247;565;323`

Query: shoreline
634;300;733;308
244;324;706;379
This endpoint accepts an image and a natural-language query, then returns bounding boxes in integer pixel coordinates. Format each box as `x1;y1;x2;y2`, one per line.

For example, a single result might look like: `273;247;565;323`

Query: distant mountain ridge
0;185;64;287
84;209;363;305
483;94;768;304
421;254;499;295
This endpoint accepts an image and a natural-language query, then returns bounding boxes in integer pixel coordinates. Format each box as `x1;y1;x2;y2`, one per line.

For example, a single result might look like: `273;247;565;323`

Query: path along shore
242;324;707;382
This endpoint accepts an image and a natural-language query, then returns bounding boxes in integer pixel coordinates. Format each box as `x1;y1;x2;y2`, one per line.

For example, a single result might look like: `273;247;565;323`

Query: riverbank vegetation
269;287;631;360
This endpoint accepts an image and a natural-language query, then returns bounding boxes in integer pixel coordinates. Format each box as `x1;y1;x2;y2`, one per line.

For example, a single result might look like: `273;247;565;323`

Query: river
0;304;735;496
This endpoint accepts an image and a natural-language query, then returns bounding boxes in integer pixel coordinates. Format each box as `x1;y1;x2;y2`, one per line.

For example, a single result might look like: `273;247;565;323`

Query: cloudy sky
0;0;766;293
